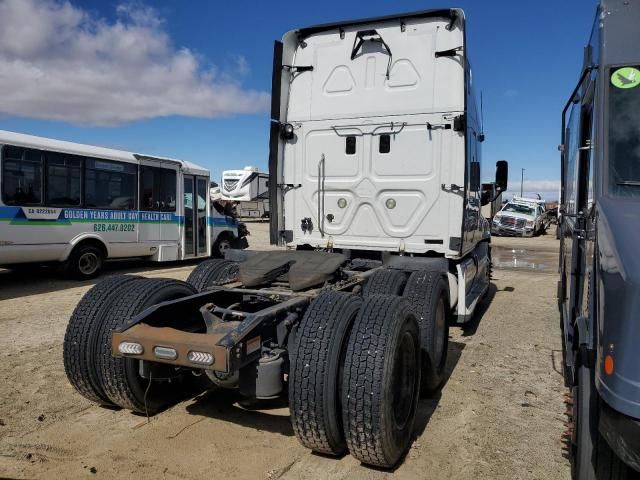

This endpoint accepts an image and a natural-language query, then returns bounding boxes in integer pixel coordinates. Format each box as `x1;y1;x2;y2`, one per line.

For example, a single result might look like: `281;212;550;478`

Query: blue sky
0;0;597;199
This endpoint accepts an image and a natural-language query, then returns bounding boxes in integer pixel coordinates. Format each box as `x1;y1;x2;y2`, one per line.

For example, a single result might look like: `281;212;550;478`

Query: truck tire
403;271;449;395
573;364;634;479
65;243;104;280
96;278;198;414
362;269;407;297
186;259;239;292
342;295;421;468
63;275;141;405
289;291;362;456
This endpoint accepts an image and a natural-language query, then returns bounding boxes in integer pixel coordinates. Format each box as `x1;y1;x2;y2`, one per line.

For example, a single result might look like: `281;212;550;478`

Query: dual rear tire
290;277;437;468
364;268;450;395
63;276;200;414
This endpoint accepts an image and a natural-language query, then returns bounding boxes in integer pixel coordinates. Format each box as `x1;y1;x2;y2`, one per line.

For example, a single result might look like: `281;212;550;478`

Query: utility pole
520;168;525;197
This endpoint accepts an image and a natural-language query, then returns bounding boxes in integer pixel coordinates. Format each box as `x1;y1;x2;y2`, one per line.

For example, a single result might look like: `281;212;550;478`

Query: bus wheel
96;278;198;414
66;244;104;280
342;295;421;468
289;291;362;456
403;271;449;396
212;234;233;258
63;275;142;405
187;259;239;292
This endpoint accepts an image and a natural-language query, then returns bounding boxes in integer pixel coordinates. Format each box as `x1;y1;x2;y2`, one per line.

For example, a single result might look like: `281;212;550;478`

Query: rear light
154;346;178;360
118;342;143;355
188;351;214;366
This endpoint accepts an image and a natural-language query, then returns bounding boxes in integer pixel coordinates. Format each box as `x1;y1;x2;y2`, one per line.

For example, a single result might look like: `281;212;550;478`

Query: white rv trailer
220;166;270;218
0;130;243;278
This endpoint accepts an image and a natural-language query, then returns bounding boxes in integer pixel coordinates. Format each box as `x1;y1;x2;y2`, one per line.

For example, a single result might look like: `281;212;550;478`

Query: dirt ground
0;223;570;480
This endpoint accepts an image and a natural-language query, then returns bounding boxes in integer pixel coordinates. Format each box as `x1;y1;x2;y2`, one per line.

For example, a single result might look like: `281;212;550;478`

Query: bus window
2;146;43;205
84;158;136;210
46;152;82;206
140;166;176;212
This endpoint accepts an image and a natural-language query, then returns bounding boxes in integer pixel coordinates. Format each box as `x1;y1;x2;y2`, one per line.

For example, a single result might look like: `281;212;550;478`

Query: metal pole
520;168;525;197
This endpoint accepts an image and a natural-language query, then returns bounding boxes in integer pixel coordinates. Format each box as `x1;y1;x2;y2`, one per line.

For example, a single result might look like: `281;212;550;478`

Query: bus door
183;175;209;257
139;162;179;245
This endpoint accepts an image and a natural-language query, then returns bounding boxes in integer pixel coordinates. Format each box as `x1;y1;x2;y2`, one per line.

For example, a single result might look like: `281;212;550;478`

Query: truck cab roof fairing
294;9;462;40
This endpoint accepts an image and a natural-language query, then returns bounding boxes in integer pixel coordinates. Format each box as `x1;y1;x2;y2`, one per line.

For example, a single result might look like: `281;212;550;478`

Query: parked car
491;197;549;237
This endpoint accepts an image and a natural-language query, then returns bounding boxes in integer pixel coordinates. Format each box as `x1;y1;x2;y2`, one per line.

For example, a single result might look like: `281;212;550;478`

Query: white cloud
0;0;269;126
504;179;561;201
508;179;561;192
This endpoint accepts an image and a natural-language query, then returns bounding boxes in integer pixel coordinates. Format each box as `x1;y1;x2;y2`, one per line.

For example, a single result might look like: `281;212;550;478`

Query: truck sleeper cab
559;1;640;477
63;9;507;469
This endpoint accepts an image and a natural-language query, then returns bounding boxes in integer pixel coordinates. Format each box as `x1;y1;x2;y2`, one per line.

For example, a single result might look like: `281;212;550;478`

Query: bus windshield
608;66;640;197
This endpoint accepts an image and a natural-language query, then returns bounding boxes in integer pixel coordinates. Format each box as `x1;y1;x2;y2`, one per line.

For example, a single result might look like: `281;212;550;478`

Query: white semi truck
64;9;507;468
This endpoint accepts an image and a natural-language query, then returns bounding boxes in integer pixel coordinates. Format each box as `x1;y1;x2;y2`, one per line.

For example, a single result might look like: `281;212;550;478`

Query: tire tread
186;259;239;292
289;291;362;455
63;275;141;404
342;295;419;467
96;278;197;413
362;269;407;297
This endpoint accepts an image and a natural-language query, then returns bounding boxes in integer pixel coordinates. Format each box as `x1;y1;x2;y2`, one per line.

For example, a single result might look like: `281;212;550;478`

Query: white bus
0;130;244;279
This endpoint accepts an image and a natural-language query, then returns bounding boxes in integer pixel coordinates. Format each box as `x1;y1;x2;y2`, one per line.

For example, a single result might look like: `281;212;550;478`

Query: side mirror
495;160;508;192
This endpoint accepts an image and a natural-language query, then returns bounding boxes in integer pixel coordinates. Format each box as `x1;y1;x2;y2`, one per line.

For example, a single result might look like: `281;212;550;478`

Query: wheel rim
78;252;99;275
433;298;446;370
392;330;418;429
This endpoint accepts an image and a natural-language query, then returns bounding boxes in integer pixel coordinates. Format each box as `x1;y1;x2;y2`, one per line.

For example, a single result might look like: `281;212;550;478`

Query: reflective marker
118;342;143;355
187;351;214;366
604;355;614;375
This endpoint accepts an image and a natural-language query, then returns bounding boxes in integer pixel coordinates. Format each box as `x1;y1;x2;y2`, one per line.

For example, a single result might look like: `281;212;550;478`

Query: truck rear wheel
573;364;634;479
63;275;141;405
186;259;239;292
363;269;407;296
403;271;449;395
289;291;362;456
342;295;421;468
96;278;198;414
